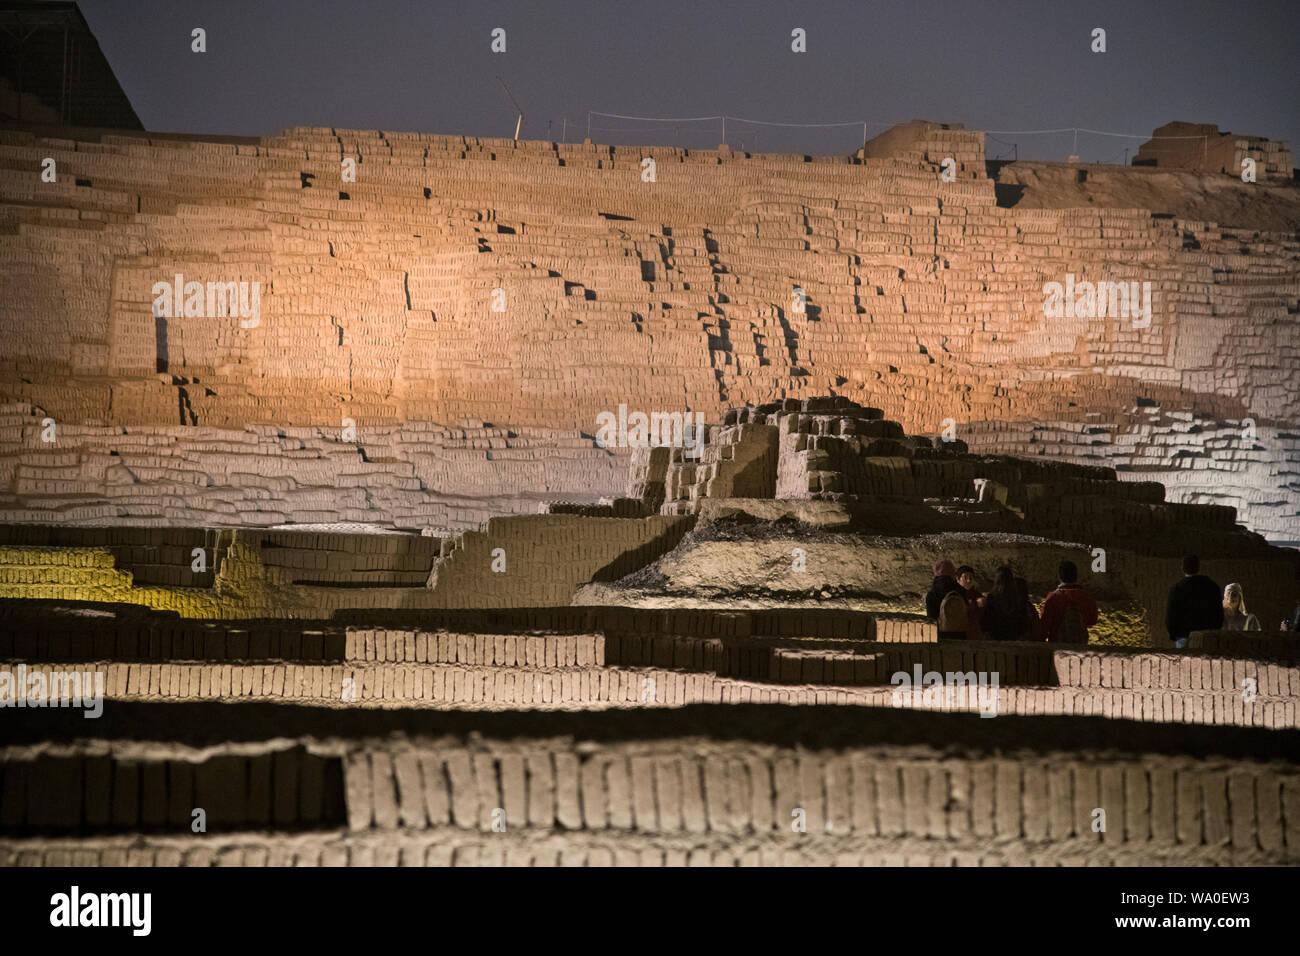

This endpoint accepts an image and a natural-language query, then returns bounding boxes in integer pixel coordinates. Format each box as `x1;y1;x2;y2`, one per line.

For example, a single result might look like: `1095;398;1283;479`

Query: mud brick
369;752;399;829
1254;773;1284;852
678;758;707;834
848;758;877;835
1073;764;1101;842
110;761;140;828
1201;771;1230;846
26;754;80;830
470;752;501;830
195;755;248;829
796;756;826;833
275;747;305;827
392;751;426;828
895;763;926;837
525;750;555;827
163;759;194;829
698;755;732;832
653;756;684;831
772;756;801;833
443;749;478;828
579;755;607;829
1122;766;1151;843
1045;764;1073;840
421;842;452;867
418;754;450;825
319;847;347;867
1148;767;1176;844
1173;768;1204;846
301;631;324;660
246;752;272;826
1019;763;1049;842
822;755;852;835
876;761;906;837
1226;771;1257;850
139;761;168;828
488;754;522;832
994;759;1023;838
629;756;657;831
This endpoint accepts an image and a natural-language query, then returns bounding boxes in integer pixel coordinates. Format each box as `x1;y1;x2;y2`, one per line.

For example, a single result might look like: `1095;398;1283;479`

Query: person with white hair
1222;583;1261;632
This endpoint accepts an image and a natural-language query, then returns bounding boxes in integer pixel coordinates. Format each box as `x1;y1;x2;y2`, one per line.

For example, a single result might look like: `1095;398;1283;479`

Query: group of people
925;558;1096;642
925;554;1292;645
1164;554;1267;647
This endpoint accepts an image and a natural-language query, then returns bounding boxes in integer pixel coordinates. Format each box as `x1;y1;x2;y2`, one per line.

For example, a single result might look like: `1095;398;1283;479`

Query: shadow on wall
0;746;345;836
588;517;696;583
154;312;168;374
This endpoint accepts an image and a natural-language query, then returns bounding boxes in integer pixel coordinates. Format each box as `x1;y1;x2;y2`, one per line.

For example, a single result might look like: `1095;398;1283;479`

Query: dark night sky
80;0;1300;162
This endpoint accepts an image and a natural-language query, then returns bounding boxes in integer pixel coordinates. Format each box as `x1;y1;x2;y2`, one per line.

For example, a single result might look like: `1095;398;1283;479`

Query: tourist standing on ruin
1165;554;1224;648
1040;560;1098;643
1221;583;1261;632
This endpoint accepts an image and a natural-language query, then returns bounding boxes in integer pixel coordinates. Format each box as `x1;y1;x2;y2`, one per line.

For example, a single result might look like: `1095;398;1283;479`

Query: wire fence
561;111;1214;164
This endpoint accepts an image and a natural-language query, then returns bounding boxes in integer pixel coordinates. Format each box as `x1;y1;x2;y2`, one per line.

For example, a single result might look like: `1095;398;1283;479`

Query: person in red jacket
1040;559;1099;643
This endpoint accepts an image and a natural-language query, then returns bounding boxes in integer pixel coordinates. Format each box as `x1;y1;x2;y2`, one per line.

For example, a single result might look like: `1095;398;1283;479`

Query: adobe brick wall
428;514;695;607
3;723;1296;865
1;125;1297;539
6;603;1296;726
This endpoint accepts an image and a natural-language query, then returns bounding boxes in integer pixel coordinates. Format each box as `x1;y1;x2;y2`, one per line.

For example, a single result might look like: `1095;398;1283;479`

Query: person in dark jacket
1166;554;1224;648
925;559;963;620
980;565;1026;641
1015;575;1043;641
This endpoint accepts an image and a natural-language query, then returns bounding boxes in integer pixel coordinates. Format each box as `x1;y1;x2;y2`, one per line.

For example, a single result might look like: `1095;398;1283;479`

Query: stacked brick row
0;747;342;834
963;406;1300;547
3;730;1296;864
428;514;695;607
5;622;1296;725
0;405;623;535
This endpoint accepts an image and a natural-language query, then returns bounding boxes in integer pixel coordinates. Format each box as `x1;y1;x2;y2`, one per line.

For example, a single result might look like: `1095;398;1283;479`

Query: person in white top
1222;583;1261;632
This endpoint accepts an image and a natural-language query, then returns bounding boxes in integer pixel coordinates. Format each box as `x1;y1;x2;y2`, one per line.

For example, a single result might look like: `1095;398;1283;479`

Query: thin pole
721;115;726;144
1072;127;1078;158
562;117;567;143
587;113;591;141
496;76;524;142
